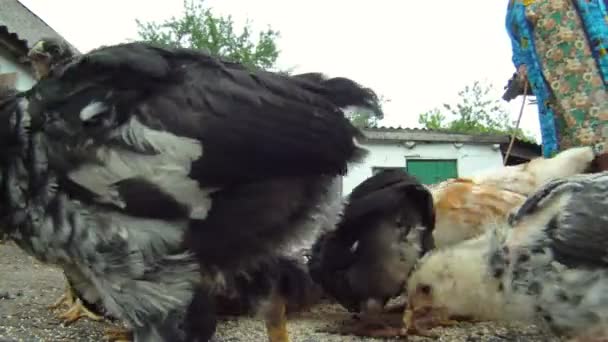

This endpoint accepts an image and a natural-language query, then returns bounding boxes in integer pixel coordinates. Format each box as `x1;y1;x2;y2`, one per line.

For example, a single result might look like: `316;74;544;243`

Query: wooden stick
504;80;529;165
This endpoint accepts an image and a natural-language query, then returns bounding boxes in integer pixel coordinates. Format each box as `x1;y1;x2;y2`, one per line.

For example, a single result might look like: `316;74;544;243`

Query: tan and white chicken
430;146;597;250
430;178;526;248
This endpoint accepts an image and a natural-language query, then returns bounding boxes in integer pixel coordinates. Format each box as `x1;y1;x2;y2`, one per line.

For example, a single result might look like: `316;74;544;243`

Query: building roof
0;0;79;57
361;126;511;144
361;126;542;162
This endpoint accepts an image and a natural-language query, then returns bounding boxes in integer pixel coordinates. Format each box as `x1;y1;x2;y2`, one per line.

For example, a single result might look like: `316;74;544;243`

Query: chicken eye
419;284;432;295
83;112;107;128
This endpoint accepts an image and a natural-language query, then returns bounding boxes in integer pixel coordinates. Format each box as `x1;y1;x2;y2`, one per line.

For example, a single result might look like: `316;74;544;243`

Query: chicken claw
264;293;290;342
58;298;104;324
48;286;76;310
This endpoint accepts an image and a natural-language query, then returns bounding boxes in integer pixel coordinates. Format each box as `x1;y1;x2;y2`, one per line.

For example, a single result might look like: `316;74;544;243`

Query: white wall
343;141;504;195
0;49;35;91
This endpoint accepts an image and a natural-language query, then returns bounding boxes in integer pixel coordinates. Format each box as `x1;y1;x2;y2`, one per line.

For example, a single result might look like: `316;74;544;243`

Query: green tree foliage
418;81;536;142
136;0;281;70
347;111;380;128
346;95;390;128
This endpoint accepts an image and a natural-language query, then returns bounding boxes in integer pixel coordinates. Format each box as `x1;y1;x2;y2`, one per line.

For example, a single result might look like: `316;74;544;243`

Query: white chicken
403;226;535;336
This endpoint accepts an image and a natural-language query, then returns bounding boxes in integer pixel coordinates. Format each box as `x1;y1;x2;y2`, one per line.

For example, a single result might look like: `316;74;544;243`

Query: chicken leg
48;284;76;310
58;297;104;324
264;293;290;342
49;282;104;324
104;326;133;342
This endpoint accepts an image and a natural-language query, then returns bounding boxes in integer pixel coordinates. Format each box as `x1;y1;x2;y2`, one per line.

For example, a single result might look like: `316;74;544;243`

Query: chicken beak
403;306;414;330
402;303;458;338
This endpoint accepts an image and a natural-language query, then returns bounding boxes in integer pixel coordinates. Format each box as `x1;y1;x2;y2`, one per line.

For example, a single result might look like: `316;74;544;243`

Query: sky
18;0;542;142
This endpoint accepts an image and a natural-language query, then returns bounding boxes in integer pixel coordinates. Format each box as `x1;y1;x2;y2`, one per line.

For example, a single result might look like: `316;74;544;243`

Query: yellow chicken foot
48;285;76;310
104;326;133;342
264;293;290;342
58;297;104;324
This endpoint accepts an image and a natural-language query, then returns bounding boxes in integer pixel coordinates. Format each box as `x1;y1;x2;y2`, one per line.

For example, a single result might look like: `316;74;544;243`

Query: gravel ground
0;242;561;342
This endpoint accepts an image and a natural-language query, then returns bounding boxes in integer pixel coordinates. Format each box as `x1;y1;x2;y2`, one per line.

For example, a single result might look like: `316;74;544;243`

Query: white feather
69;116;216;219
80;101;109;121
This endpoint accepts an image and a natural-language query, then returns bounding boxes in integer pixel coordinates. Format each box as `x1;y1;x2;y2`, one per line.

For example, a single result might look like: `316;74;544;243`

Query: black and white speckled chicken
491;171;608;342
0;40;381;342
308;169;435;337
25;37;115;327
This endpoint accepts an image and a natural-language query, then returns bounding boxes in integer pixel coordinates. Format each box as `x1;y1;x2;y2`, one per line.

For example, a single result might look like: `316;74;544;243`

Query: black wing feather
543;173;608;268
28;42;380;186
508;177;583;226
510;172;608;269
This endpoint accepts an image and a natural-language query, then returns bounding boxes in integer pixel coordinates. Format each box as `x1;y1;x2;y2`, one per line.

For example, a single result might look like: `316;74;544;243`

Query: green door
406;159;458;185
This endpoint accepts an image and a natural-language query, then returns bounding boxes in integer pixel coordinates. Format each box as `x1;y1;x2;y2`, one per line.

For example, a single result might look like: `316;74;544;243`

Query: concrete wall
0;48;35;90
342;140;504;195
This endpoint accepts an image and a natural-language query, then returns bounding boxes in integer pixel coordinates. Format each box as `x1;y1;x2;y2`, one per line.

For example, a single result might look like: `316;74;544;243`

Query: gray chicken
27;37;75;79
490;171;608;342
308;169;435;337
0;41;381;342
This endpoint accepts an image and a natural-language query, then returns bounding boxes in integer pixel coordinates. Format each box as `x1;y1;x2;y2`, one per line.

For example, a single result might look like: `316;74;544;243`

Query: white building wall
0;49;35;90
343;141;504;195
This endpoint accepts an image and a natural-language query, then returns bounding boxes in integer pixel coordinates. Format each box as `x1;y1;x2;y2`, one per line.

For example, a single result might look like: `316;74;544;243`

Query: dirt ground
0;242;561;342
